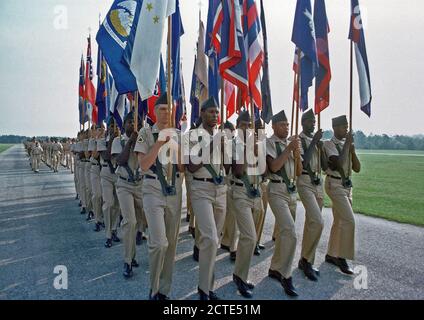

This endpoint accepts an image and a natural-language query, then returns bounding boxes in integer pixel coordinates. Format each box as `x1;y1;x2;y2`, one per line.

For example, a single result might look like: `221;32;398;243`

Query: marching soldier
323;115;361;275
135;93;184;300
51;138;63;173
112;112;143;278
253;118;268;255
266;110;302;297
98;118;121;248
90;125;104;232
230;112;264;298
84;129;94;220
188;97;229;300
297;109;326;281
31;141;43;173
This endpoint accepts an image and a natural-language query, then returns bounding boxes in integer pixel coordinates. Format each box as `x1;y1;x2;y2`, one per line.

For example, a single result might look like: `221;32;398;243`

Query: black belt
231;181;257;188
101;164;109;167
327;175;342;180
81;160;89;163
144;173;180;180
302;171;309;175
119;176;142;183
193;177;215;183
270;179;283;184
91;163;101;166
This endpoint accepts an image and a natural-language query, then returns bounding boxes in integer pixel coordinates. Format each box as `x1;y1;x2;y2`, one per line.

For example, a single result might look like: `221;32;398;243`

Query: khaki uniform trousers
116;178;143;264
325;176;355;260
186;176;199;248
73;158;78;195
221;188;239;252
52;152;60;171
191;180;227;293
84;162;93;212
232;185;263;282
32;155;41;172
268;182;297;279
90;164;103;223
100;168;120;239
297;174;324;264
254;181;269;244
77;161;87;208
142;178;182;296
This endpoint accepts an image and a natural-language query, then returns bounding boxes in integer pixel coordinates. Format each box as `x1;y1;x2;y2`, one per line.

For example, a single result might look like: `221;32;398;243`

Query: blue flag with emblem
96;0;141;94
291;0;318;111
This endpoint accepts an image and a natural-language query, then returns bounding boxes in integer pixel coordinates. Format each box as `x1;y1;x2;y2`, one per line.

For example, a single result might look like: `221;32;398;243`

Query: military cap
124;111;134;123
224;121;235;131
272;109;288;124
201;96;219;111
301;109;315;123
237;111;251;124
332;115;348;127
155;92;168;107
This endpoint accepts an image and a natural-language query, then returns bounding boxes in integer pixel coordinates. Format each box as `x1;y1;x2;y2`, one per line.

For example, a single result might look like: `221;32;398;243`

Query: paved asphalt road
0;145;423;300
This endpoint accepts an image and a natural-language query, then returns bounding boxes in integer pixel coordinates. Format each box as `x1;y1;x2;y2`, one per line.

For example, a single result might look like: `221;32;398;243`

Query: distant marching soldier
98;118;121;248
297;109;326;281
230;111;264;298
188;97;230;300
135;93;184;300
90;124;104;232
323;115;361;275
51;138;63;173
70;138;76;174
112;111;143;278
31;141;43;173
266;110;302;297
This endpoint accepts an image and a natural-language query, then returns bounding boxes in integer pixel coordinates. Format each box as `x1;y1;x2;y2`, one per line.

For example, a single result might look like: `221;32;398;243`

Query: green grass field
0;144;14;154
323;149;424;226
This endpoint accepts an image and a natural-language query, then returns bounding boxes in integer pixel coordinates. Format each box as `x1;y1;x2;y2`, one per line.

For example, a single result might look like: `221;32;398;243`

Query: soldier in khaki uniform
84;129;94;220
31;141;43;173
51;138;63;173
188;97;229;300
323;115;361;275
253;118;268;255
77;132;88;212
98;118;121;248
112;112;143;278
266;110;302;297
90;125;104;232
230;112;264;298
297;109;326;281
71;136;79;201
220;121;239;261
135;93;184;300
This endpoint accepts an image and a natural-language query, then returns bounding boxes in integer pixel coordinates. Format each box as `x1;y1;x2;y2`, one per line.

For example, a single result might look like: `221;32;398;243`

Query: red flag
85;34;98;124
224;80;236;119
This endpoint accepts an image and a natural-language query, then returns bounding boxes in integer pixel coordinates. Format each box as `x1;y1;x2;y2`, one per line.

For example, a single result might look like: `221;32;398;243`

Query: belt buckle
212;176;224;185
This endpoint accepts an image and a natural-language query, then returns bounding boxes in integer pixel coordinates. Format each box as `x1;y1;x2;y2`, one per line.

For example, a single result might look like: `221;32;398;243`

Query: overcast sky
0;0;423;137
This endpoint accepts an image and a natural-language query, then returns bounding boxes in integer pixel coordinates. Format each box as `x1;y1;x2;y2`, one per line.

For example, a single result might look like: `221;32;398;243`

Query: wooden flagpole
290;71;297;137
167;15;173;182
134;91;139;132
294;49;301;182
348;40;353;177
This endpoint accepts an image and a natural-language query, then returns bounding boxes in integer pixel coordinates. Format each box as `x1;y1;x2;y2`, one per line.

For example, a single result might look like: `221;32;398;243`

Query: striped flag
243;0;264;110
85;34;98;124
349;0;372;117
218;0;249;105
224;80;236;119
314;0;331;114
79;54;86;125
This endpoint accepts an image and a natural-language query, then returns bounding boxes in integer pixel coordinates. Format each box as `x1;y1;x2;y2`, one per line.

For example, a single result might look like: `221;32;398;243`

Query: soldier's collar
272;134;288;145
331;135;345;145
